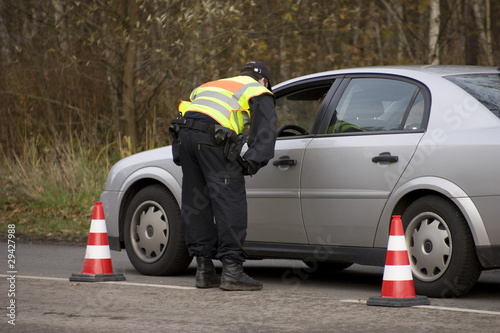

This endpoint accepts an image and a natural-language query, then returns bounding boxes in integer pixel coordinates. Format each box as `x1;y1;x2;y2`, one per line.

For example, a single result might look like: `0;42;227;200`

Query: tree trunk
123;0;139;153
472;0;493;65
380;0;414;61
428;0;440;64
52;0;68;54
0;3;11;64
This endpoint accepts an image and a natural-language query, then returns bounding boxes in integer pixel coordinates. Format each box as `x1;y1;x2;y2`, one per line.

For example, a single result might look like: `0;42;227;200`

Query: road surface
1;241;500;332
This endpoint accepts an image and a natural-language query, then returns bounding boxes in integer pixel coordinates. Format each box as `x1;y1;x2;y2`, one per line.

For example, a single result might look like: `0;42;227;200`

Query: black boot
195;256;220;288
220;257;263;291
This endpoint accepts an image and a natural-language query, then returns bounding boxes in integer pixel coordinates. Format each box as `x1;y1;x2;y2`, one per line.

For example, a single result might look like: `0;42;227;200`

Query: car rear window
445;74;500;118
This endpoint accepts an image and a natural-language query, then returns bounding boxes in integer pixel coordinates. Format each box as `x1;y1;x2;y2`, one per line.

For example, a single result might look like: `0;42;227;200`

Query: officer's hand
237;157;253;176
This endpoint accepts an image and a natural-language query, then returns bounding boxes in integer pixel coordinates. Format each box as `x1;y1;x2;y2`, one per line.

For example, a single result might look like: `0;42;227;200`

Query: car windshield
445;74;500;118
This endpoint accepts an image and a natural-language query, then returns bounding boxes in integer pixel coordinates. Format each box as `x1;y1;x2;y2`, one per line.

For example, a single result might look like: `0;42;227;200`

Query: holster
222;129;245;162
169;116;183;166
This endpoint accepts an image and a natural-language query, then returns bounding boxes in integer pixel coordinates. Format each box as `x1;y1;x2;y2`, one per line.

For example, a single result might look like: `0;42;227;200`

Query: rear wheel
402;195;481;297
124;184;192;275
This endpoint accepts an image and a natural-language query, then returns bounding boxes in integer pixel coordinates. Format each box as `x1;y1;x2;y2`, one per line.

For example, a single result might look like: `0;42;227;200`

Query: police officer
172;61;276;291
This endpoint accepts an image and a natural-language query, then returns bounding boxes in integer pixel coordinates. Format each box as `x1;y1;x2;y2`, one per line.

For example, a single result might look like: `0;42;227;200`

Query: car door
300;75;430;247
245;138;311;243
245;78;341;244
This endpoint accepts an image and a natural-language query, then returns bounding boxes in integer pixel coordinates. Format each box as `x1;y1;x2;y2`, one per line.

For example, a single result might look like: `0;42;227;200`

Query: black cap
241;61;272;88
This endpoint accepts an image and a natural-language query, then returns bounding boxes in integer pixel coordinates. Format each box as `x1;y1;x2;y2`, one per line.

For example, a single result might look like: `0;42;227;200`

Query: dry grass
0;135;124;243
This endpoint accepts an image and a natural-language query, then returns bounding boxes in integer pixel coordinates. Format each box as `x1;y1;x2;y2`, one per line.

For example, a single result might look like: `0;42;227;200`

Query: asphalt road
1;241;500;332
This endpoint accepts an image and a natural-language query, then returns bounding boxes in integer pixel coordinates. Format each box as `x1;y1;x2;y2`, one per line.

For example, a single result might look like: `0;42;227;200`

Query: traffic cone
70;202;125;282
367;215;429;307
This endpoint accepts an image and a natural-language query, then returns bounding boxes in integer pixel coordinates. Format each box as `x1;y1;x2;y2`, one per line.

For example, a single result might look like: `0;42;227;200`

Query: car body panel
374;176;490;248
245;138;312;243
100;65;500;275
301;132;423;247
101;147;182;249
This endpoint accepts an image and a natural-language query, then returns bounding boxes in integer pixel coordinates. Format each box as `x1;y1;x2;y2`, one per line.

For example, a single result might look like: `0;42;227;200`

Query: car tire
402;195;481;298
124;184;192;275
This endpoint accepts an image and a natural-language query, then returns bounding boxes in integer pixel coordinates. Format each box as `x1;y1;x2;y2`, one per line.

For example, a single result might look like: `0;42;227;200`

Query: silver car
100;65;500;298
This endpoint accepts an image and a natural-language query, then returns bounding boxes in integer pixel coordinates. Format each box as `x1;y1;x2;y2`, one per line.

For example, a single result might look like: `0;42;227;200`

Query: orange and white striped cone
367;215;429;307
70;202;125;282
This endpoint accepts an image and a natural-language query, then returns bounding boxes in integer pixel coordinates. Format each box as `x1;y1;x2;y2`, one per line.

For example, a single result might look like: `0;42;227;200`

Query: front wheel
402;195;481;297
124;184;192;275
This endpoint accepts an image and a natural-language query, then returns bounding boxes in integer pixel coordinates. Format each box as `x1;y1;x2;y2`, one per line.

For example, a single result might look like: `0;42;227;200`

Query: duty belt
170;116;245;162
171;117;217;135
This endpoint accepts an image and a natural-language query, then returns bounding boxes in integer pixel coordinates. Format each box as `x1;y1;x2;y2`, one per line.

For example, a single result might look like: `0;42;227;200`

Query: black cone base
69;273;126;282
367;295;430;307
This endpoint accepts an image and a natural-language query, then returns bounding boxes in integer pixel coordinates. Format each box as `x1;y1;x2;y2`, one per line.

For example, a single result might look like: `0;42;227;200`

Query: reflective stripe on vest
178;75;272;134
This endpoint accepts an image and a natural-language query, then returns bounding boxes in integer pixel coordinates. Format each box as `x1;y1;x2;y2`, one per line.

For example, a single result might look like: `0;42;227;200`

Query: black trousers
178;128;248;263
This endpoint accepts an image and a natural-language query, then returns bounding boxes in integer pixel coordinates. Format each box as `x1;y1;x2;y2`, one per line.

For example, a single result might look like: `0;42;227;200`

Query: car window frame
317;74;431;136
273;75;344;139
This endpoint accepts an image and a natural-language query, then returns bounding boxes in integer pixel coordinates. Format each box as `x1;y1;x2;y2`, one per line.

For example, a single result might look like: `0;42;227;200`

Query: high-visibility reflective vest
178;75;272;134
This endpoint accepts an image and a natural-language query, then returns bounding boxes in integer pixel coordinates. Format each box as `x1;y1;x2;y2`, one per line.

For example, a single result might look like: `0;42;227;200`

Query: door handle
273;159;297;167
372;152;398;163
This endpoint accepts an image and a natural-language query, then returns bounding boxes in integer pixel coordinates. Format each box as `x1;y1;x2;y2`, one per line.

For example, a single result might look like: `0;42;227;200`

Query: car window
326;78;425;133
275;85;331;135
444;74;500;118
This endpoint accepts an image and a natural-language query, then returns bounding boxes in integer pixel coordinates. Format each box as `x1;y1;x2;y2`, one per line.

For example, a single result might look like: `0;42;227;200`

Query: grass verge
0;136;121;244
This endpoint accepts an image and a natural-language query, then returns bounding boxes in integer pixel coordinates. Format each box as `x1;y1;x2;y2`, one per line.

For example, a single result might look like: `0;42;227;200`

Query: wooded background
1;0;498;155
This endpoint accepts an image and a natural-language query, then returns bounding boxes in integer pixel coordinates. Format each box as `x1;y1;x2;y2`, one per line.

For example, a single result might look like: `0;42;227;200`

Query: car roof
272;65;500;90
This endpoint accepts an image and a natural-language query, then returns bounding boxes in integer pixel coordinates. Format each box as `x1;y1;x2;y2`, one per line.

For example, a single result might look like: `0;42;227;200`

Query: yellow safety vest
178;75;272;134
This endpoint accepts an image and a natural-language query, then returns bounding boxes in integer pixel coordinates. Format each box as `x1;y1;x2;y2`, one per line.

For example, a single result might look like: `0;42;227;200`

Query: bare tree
380;0;415;62
472;0;493;65
428;0;441;64
122;0;139;153
0;3;12;65
2;0;499;156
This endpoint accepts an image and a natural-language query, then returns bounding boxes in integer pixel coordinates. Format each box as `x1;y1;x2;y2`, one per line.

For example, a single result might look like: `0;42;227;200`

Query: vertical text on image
7;223;17;326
